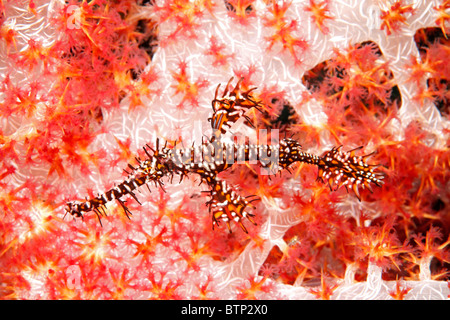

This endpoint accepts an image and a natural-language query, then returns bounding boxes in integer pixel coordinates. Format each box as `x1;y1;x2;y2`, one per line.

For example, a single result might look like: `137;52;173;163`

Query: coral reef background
0;0;449;299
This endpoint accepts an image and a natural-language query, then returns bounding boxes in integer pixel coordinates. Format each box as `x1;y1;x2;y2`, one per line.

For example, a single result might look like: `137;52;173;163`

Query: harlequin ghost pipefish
65;78;385;233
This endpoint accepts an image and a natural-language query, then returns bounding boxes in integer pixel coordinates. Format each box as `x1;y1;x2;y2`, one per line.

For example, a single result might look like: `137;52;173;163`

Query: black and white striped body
65;142;169;224
209;77;262;134
65;78;385;233
68;173;149;220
